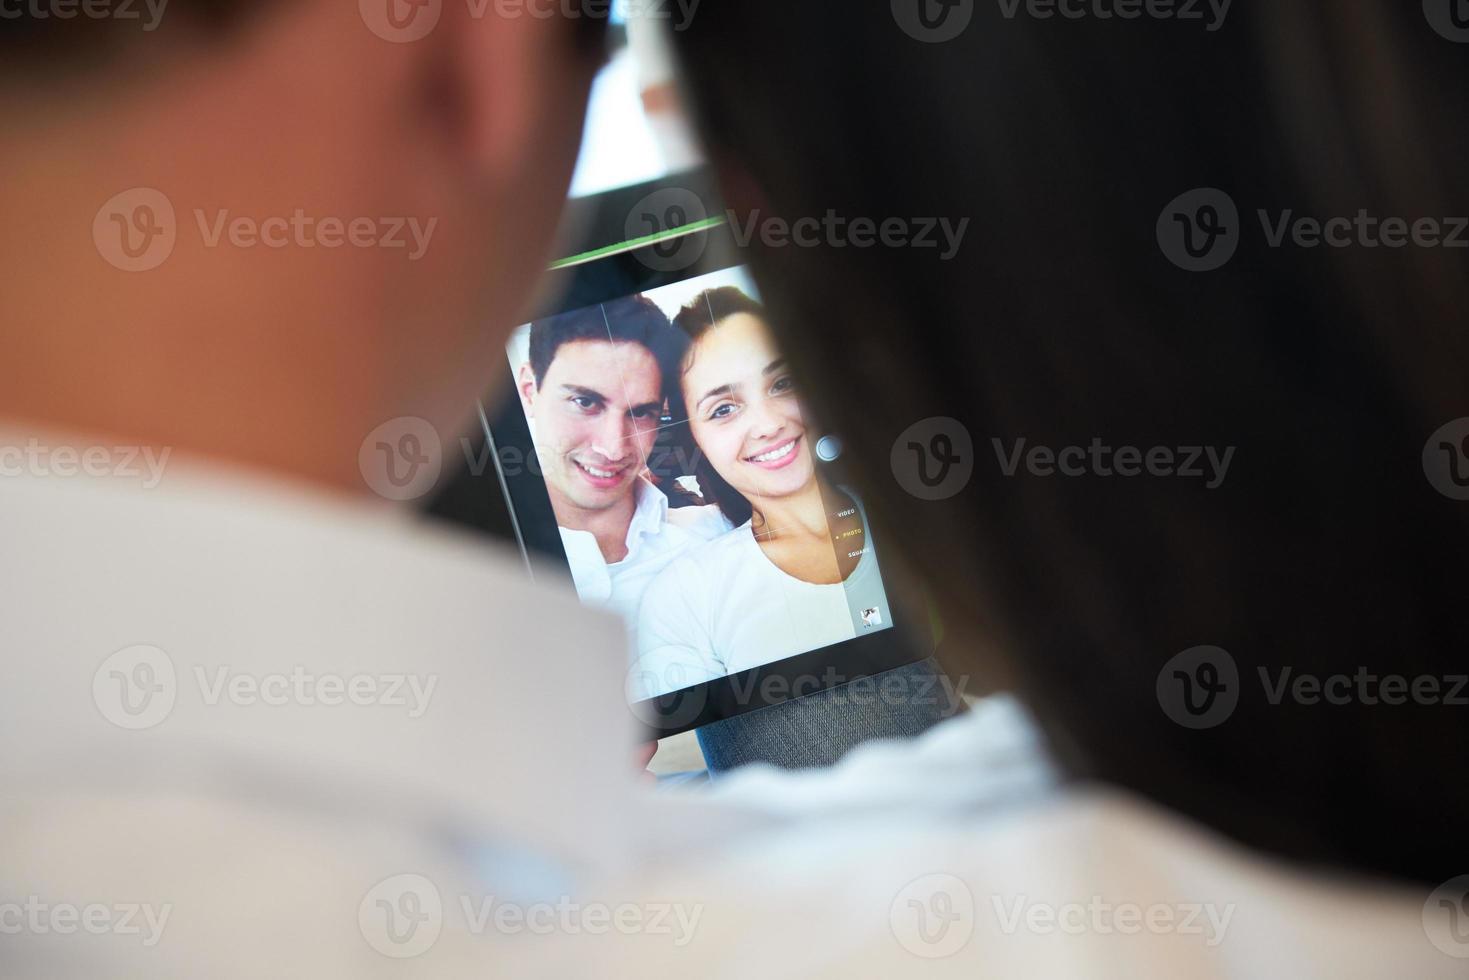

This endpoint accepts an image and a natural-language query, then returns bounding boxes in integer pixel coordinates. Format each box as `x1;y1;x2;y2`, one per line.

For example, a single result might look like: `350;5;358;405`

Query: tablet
480;187;929;736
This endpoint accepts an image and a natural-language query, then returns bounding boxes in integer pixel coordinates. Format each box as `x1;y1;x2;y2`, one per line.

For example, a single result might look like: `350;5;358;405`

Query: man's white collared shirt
559;478;729;628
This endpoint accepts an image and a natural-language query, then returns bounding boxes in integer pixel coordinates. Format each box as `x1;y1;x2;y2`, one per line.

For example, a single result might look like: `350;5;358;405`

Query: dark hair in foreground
672;4;1468;884
668;286;769;526
528;294;687;398
1;1;608;75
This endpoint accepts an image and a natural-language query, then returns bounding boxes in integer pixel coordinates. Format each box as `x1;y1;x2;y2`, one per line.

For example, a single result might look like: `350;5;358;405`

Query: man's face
523;340;664;522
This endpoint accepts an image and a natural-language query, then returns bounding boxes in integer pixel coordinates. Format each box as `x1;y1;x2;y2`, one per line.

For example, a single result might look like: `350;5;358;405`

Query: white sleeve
631;558;725;700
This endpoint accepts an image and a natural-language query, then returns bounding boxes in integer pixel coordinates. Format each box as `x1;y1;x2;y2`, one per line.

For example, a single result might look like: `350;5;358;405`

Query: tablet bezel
480;214;933;738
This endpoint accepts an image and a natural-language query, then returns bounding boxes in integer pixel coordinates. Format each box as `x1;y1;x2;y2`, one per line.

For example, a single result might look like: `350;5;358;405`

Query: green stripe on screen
549;216;727;270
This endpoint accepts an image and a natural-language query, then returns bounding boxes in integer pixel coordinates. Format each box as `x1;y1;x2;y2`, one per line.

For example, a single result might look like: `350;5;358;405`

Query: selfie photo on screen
505;268;895;701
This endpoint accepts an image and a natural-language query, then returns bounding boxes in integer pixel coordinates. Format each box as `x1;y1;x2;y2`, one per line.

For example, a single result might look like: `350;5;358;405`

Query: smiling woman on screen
631;287;892;698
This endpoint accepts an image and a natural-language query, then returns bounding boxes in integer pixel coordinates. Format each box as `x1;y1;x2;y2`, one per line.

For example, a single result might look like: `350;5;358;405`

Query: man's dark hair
670;3;1468;885
528;294;687;398
3;1;609;75
2;1;260;74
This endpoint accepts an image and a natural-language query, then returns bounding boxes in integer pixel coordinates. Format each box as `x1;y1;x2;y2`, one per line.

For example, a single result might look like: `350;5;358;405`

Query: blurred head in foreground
670;3;1468;884
1;2;606;489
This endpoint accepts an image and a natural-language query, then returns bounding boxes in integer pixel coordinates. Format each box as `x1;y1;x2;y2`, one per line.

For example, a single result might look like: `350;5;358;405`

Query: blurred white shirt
513;698;1464;979
0;434;641;979
1;431;1457;980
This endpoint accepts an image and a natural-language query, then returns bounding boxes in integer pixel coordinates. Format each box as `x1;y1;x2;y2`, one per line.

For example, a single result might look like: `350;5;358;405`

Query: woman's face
682;312;814;505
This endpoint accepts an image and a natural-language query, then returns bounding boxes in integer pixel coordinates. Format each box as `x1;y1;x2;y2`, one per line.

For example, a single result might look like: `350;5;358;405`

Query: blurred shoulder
517;788;1455;980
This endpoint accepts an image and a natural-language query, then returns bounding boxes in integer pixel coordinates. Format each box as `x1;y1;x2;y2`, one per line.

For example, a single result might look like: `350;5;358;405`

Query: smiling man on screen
518;296;729;627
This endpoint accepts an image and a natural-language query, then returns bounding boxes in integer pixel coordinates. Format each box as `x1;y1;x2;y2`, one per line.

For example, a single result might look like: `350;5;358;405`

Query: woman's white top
633;506;893;699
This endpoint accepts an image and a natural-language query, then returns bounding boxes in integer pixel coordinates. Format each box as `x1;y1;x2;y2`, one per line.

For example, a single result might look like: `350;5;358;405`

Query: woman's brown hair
670;2;1469;884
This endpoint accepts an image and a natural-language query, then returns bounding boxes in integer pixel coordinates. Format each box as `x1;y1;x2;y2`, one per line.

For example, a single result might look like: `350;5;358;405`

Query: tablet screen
499;266;898;704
